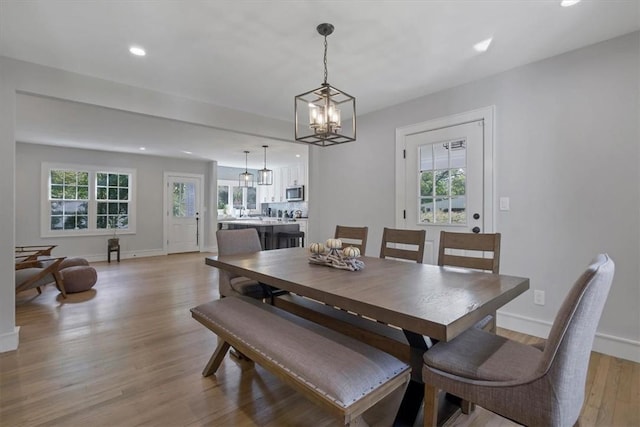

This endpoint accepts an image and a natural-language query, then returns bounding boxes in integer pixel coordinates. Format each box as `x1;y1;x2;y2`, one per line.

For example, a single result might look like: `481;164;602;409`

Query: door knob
472;226;481;234
473;213;480;220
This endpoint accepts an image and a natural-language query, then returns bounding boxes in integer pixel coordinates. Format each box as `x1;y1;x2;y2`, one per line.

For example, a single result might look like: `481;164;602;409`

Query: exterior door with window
167;175;202;254
400;118;490;264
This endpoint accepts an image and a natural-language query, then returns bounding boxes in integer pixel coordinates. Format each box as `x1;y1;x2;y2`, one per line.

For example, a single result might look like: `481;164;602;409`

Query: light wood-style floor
2;253;638;426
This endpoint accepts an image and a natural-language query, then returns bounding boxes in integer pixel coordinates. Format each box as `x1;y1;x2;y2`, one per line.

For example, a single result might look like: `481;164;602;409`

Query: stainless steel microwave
286;185;304;201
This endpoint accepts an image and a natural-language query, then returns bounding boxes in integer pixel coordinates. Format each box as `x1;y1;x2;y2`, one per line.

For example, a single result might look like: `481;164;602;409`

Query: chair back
438;231;501;273
215;228;264;298
537;254;615;423
379;227;426;263
334;225;368;256
216;228;262;255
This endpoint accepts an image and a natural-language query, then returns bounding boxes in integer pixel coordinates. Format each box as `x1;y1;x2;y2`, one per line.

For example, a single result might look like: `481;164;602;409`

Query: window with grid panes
42;163;135;237
96;172;130;230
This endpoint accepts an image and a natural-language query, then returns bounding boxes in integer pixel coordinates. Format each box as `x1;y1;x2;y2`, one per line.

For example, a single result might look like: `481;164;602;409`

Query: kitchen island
217;219;300;250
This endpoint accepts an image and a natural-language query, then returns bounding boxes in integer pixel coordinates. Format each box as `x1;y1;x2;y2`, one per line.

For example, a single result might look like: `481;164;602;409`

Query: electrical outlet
534;290;545;306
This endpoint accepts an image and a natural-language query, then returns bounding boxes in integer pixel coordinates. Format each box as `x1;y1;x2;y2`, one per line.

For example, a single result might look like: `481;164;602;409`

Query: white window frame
40;162;137;238
217;180;257;210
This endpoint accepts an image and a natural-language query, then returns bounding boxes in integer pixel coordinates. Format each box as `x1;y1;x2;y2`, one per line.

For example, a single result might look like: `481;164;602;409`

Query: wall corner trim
0;326;20;353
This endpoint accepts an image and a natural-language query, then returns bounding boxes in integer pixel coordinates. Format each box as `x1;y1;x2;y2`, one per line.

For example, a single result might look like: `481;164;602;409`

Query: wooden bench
191;296;411;426
274;293;424;368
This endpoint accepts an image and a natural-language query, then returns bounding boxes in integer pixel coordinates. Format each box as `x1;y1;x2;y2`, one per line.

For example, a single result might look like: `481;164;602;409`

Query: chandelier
238;150;254;187
257;145;273;185
295;23;356;147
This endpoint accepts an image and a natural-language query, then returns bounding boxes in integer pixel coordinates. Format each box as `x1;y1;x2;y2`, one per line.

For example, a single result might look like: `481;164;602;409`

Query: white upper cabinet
258;162;307;205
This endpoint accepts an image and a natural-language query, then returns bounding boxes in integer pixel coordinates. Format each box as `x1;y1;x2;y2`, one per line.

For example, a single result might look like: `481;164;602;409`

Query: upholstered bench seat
191;296;411;425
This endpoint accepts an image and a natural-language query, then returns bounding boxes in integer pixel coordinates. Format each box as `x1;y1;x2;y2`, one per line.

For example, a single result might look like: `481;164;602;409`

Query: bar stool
277;231;305;249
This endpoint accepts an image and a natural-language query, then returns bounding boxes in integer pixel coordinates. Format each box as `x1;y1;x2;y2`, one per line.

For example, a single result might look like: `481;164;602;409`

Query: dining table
205;247;529;426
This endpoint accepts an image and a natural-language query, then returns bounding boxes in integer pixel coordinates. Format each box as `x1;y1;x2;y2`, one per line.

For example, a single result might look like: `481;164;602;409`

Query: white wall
0;56;292;352
309;32;640;361
16;143;212;259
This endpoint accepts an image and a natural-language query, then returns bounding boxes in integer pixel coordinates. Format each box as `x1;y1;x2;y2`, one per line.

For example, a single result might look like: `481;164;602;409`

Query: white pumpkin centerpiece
342;246;360;259
309;242;326;255
325;238;343;249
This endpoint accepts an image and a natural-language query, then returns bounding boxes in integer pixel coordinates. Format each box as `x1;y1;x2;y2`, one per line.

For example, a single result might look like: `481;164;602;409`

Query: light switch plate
499;197;510;211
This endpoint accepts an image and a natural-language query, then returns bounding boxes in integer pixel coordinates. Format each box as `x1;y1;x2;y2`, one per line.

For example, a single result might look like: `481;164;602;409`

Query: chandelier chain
323;35;328;84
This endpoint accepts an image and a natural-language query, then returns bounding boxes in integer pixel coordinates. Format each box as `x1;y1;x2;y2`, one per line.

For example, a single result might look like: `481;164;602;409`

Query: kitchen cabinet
258;162;307;205
283;163;305;187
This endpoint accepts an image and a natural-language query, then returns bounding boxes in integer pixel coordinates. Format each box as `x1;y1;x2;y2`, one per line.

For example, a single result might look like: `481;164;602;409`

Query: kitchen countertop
218;218;307;224
218;219;299;226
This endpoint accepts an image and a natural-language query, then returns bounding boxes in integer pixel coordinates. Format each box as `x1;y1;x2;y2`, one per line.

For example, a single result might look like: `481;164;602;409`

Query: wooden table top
206;248;529;342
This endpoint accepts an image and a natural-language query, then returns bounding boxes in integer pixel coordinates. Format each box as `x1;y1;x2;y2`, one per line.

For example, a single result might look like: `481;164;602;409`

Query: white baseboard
498;311;640;363
81;249;167;263
0;326;20;353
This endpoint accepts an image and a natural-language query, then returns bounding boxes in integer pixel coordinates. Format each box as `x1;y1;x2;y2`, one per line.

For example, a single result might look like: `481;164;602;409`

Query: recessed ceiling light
561;0;581;7
473;37;493;53
295;154;301;158
129;46;146;56
182;150;193;155
139;147;146;151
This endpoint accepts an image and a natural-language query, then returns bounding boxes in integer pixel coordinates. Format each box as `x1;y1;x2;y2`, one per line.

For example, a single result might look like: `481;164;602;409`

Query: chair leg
424;384;439;427
346;415;370;426
461;400;475;414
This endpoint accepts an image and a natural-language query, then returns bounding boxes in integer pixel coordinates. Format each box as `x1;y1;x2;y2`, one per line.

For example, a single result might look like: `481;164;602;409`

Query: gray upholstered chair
216;228;269;299
422;254;615;427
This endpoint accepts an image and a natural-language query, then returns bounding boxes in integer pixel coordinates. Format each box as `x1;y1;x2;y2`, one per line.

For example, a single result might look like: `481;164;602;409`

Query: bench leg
202;340;231;377
230;347;252;361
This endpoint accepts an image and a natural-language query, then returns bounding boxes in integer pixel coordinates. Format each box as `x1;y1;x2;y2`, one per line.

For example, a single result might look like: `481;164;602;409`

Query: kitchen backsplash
261;201;308;218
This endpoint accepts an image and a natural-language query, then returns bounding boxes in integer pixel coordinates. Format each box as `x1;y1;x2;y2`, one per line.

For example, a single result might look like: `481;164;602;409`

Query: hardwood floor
2;253;638;426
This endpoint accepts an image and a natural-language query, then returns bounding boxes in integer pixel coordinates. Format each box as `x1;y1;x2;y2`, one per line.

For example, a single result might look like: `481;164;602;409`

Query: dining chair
437;231;501;273
334;225;368;256
438;231;501;332
379;227;426;263
422;254;615;427
216;229;270;299
15;256;67;298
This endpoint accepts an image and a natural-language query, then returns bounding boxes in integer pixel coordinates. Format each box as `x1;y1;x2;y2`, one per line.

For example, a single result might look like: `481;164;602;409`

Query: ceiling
2;1;639;167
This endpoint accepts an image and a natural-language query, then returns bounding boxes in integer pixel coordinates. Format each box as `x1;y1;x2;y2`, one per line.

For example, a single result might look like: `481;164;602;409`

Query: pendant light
238;150;254;187
295;23;356;147
258;145;273;185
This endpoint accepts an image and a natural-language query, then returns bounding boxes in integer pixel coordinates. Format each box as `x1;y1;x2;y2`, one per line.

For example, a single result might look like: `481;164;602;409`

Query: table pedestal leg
393;330;430;426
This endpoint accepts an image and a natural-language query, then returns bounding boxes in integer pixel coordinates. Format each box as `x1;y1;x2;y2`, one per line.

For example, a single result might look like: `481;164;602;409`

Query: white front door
396;108;494;264
166;174;202;254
